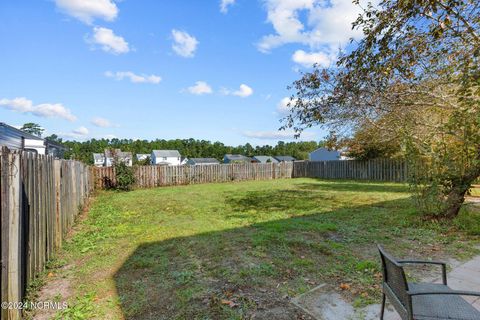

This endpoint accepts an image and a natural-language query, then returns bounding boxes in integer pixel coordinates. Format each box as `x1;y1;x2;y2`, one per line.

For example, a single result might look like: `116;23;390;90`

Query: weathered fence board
0;147;92;320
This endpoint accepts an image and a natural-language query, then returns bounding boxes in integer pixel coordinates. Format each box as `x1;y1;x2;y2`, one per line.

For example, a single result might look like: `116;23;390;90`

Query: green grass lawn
34;179;480;319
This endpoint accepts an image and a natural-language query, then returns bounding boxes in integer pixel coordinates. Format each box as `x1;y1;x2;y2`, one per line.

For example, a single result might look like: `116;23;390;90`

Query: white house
93;153;105;167
151;150;181;166
104;149;133;167
308;147;341;161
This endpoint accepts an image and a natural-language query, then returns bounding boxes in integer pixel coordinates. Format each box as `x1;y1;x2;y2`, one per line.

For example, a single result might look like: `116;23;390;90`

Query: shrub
114;162;136;191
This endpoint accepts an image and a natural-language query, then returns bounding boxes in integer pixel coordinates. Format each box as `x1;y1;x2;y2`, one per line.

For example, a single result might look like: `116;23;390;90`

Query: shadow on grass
224;189;324;213
113;196;431;320
295;179;409;194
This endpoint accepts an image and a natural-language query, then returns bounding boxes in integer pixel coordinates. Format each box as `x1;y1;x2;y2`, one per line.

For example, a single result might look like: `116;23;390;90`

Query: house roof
152;150;181;157
0;122;44;141
224;154;251;161
252;155;279;163
274;156;296;162
189;158;220;164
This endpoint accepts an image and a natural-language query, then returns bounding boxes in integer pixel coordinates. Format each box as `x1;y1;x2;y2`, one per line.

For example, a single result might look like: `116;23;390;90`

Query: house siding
0;123;46;154
308;148;341;161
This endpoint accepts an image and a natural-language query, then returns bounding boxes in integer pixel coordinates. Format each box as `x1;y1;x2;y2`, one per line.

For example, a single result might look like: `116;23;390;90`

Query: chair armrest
397;260;446;266
407;289;480;298
398;260;447;285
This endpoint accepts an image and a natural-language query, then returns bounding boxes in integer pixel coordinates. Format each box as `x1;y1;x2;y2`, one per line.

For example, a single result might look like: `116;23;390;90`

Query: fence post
1;147;10;320
5;151;22;320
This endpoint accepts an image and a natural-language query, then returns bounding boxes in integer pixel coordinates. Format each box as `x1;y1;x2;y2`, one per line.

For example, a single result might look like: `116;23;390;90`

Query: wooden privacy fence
293;159;408;182
0;147;92;320
92;162;294;189
92;158;409;190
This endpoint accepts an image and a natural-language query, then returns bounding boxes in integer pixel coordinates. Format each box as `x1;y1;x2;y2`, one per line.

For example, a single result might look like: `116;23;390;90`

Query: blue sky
0;0;365;145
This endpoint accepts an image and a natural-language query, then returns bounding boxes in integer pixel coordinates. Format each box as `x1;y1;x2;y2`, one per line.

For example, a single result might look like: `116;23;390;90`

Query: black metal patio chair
377;245;480;320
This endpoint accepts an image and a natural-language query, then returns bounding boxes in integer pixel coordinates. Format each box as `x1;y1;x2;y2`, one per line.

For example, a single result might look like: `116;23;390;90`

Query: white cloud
104;134;117;140
233;84;253;97
104;71;161;84
55;0;118;24
220;0;236;13
292;50;334;68
222;84;254;98
0;97;77;121
0;97;32;112
90;27;130;54
171;29;199;58
258;0;371;65
185;81;213;95
242;130;314;140
91;117;115;128
72;126;89;136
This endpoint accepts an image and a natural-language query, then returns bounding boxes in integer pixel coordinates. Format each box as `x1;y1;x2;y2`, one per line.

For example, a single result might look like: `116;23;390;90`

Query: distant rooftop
152;150;181;157
224;154;251;161
252;155;279;163
189;158;220;164
274;155;296;162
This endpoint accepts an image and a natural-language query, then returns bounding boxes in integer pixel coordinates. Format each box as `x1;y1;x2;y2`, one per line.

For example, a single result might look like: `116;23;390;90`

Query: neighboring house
252;155;279;164
0;122;67;158
223;154;252;164
136;154;150;162
0;122;46;154
181;157;189;165
274;156;296;162
93;153;105;167
104;149;133;167
187;158;220;166
308;148;341;161
151;150;181;166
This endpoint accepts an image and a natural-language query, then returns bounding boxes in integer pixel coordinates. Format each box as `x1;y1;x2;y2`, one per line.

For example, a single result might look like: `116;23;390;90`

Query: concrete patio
292;253;480;320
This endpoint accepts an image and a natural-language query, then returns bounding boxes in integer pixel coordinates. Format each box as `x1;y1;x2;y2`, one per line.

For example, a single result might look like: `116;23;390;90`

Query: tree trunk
443;187;469;219
441;163;480;219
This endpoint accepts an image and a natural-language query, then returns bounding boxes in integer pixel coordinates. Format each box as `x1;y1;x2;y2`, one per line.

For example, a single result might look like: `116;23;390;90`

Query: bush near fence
0;147;92;320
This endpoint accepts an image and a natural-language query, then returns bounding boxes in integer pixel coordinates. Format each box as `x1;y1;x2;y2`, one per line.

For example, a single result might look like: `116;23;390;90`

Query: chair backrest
378;245;410;312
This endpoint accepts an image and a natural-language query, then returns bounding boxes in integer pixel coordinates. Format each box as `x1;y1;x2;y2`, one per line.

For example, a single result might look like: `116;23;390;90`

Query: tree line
57;138;324;165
